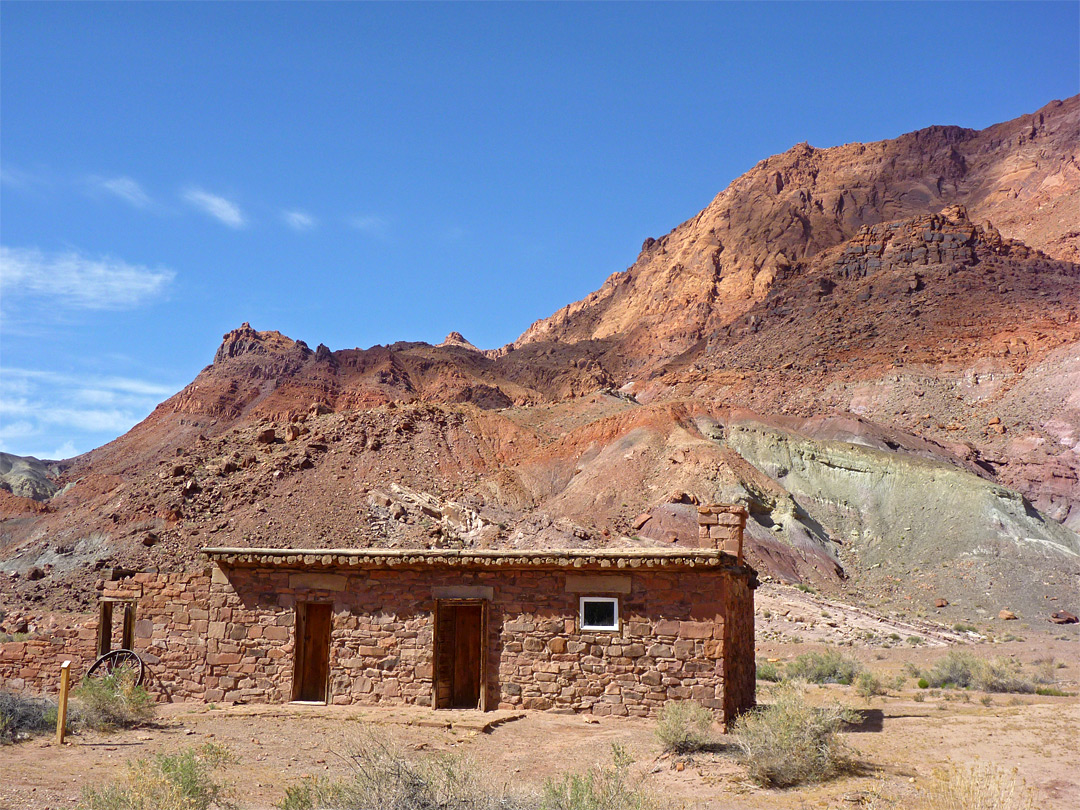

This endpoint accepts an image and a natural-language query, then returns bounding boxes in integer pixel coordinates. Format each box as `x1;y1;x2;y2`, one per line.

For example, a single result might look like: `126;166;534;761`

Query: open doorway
433;600;487;710
96;598;136;656
292;602;332;703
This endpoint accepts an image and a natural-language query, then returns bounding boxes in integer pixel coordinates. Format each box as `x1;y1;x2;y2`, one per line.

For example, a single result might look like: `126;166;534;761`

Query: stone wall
0;619;96;696
2;510;757;724
0;572;210;700
199;563;753;720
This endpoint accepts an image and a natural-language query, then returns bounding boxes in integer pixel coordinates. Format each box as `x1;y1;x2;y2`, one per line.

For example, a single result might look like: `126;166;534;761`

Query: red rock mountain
2;97;1078;631
511;96;1078;366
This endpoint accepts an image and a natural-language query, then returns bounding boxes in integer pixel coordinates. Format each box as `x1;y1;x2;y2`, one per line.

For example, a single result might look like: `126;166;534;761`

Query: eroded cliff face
511;96;1079;364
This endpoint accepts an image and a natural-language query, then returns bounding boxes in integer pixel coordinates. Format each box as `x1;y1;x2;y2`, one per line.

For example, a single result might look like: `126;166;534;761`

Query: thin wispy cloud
183;187;246;228
0;165;45;190
89;175;152;208
0;368;180;459
283;209;316;231
0;246;175;311
349;215;389;236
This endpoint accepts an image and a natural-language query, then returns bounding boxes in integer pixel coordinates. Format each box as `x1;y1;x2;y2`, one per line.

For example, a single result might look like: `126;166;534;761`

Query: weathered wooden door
452;605;482;708
293;602;332;702
433;600;487;710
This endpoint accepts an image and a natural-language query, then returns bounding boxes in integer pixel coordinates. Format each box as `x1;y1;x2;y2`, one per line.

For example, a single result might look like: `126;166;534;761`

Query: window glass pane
583;599;616;628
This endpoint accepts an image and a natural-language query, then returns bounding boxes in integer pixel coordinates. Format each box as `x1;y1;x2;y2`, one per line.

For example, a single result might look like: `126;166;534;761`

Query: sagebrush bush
855;672;886;699
73;673;155;731
654;700;713;754
925;651;980;688
541;744;653;810
924;651;1034;693
756;660;782;682
784;649;862;685
1032;657;1057;685
278;729;534;810
0;690;58;743
910;763;1037;810
731;682;857;788
78;743;236;810
974;658;1034;694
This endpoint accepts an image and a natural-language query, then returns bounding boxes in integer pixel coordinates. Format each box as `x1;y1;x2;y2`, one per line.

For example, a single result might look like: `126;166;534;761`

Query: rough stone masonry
1;504;756;725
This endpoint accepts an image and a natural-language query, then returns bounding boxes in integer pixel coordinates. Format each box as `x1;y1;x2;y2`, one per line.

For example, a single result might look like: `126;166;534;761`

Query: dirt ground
3;589;1078;810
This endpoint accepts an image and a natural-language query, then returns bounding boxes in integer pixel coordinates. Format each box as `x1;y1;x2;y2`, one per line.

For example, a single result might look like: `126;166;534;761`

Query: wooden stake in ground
56;660;71;745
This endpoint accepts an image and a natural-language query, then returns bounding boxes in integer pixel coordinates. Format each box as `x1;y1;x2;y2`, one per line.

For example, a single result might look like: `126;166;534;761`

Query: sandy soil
3;627;1077;810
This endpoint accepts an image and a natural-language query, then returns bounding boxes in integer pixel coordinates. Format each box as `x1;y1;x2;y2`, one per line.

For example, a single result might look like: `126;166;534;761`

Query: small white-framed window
579;596;619;631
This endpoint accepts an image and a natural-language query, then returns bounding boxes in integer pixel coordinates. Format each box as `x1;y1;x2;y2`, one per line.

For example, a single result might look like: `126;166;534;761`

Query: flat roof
200;546;735;571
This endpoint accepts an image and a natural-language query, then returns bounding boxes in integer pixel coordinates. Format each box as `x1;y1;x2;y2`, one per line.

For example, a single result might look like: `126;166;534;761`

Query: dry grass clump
541;744;654;810
0;690;57;743
73;673;156;730
654;700;713;754
279;732;653;810
910;763;1037;810
731;683;857;788
78;743;237;810
784;649;862;685
278;729;535;810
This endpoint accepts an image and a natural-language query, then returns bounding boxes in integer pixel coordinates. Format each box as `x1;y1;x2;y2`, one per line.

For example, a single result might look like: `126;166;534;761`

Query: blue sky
1;2;1077;460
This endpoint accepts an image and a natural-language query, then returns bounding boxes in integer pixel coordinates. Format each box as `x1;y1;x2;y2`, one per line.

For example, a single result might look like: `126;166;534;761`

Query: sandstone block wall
2;513;757;724
197;564;751;720
0;621;95;695
0;572;209;699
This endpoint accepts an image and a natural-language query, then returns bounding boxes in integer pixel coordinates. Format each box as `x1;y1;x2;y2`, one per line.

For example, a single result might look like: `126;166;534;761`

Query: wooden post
56;660;71;745
122;602;136;650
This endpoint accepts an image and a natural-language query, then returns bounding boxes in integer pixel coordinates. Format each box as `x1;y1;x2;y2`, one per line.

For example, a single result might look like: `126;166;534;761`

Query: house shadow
845;708;884;732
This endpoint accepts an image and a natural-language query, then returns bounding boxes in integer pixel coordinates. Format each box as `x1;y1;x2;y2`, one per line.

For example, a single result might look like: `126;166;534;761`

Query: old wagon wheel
86;649;145;687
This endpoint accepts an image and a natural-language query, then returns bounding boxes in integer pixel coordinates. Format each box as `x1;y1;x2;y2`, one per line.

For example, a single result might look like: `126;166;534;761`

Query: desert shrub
0;690;58;743
541;744;653;810
72;673;155;731
731;683;857;788
924;651;979;688
756;660;782;682
917;678;929;689
909;763;1037;810
784;649;862;685
1031;657;1057;685
974;658;1034;694
952;623;979;633
79;743;236;810
855;672;886;699
923;652;1035;693
278;729;533;810
654;700;713;754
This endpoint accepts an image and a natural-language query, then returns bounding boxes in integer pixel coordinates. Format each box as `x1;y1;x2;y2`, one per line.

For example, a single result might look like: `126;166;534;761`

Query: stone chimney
697;504;747;563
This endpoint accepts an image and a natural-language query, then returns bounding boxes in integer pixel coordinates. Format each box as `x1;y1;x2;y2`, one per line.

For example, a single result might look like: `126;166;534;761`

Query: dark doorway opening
292;602;332;703
96;598;136;656
434;600;487;710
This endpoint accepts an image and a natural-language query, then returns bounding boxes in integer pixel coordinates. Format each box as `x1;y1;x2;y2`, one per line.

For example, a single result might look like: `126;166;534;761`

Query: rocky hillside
2;98;1078;635
511;96;1078;364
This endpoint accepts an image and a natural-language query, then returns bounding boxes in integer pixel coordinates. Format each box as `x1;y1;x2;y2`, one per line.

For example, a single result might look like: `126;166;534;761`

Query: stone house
0;505;757;725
